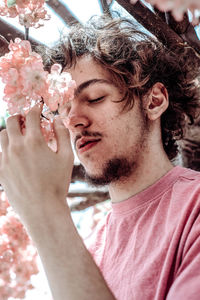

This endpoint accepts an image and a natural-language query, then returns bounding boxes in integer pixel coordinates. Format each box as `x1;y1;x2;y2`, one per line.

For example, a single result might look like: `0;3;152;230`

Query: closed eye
88;96;105;103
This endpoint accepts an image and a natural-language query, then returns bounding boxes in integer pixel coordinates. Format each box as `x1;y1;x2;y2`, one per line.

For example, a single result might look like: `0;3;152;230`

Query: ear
145;82;169;121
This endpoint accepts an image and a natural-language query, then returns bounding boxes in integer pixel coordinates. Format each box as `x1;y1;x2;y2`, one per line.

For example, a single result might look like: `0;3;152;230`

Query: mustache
74;130;102;148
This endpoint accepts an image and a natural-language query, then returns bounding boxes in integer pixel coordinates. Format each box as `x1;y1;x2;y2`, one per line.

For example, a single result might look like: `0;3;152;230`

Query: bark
115;0;200;55
99;0;112;17
0;34;9;56
46;0;80;26
0;18;39;45
180;116;200;171
68;191;110;211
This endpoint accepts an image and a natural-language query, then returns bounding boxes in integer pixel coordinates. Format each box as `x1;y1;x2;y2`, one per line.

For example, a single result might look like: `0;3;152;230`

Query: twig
46;0;79;26
24;27;29;40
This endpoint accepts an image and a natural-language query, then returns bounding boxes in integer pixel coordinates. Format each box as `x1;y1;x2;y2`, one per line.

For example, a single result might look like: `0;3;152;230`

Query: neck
109;148;174;203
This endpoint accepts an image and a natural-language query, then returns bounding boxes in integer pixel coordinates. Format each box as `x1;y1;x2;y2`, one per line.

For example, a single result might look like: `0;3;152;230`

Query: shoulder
177;166;200;181
161;167;200;226
168;167;200;231
173;166;200;196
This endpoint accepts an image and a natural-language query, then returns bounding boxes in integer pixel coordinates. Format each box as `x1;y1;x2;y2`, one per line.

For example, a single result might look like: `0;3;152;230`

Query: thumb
53;116;73;156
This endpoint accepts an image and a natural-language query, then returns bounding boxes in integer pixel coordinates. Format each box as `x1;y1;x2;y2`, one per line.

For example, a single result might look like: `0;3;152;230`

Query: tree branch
153;7;166;22
99;0;112;17
46;0;80;26
115;0;200;56
68;191;110;211
71;164;85;183
0;34;9;56
165;12;190;34
165;12;200;55
0;18;40;46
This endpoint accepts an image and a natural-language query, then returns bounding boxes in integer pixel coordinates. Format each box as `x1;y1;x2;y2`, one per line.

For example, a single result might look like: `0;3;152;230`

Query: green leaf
0;117;6;128
7;0;16;8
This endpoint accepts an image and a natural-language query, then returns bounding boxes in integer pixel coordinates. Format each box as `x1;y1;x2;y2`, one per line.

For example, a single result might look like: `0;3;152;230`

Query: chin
80;159;103;174
84;166;103;179
80;157;135;187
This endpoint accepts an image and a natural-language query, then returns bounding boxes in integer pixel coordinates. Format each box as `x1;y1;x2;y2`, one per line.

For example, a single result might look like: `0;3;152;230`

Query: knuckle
28;109;36;118
0;129;7;137
27;107;40;119
9;142;22;154
26;134;42;147
6;115;19;126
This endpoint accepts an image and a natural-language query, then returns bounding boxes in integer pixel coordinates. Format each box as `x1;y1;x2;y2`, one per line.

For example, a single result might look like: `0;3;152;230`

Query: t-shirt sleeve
166;213;200;300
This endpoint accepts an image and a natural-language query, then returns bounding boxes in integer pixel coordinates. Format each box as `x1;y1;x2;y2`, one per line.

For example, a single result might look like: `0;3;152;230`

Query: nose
66;105;90;131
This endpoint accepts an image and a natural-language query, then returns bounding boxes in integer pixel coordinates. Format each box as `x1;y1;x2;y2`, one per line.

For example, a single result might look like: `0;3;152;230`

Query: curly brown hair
36;14;200;160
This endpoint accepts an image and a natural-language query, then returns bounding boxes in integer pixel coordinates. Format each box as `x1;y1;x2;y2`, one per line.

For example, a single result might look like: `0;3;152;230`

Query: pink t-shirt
85;166;200;299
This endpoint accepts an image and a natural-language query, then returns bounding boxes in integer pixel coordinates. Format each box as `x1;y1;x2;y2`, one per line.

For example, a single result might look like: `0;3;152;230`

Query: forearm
26;199;115;300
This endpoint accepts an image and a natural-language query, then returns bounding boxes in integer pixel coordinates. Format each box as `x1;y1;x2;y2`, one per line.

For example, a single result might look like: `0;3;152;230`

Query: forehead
66;56;113;88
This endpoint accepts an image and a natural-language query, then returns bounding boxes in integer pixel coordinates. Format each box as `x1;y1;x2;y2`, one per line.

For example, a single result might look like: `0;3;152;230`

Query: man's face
66;56;149;186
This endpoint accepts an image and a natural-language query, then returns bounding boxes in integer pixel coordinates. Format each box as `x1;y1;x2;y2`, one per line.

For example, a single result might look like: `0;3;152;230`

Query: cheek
97;113;115;129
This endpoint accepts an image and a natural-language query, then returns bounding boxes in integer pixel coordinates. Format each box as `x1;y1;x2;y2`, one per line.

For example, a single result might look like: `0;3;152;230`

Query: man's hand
0;104;116;300
0;103;74;226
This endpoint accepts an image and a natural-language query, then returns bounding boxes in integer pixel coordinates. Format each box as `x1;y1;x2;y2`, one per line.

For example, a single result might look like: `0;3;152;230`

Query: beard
81;157;136;187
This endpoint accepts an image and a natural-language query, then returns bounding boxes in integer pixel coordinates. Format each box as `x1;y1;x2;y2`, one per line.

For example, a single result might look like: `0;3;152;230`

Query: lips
76;137;101;152
80;140;97;148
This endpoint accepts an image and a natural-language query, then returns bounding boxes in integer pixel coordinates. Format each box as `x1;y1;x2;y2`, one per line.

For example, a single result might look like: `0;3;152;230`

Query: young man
0;15;200;299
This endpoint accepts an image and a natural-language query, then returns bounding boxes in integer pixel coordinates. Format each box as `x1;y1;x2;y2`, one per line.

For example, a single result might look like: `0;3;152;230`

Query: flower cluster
0;37;76;149
0;191;39;299
0;0;50;28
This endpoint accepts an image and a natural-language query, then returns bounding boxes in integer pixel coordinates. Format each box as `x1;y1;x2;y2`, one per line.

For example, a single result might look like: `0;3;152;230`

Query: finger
0;129;9;152
25;103;43;137
53;117;73;156
6;115;22;140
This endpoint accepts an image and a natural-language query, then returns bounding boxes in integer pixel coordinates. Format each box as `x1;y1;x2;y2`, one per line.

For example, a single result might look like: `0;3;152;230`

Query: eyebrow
75;79;112;97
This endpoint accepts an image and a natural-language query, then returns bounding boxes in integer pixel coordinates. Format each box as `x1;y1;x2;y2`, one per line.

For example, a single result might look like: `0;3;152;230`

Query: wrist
23;196;72;238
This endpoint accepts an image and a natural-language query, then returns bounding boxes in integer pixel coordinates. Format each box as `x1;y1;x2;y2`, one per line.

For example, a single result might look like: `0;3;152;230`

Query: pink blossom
3;89;29;114
44;63;76;111
0;0;50;28
20;58;48;99
2;67;19;86
0;193;39;299
0;0;18;18
0;55;13;75
0;38;76;119
16;0;45;9
9;38;32;57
